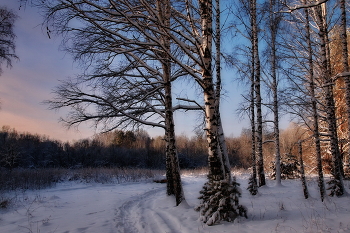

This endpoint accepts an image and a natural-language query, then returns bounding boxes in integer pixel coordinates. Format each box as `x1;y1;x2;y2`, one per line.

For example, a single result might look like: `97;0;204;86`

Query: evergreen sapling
195;177;247;226
327;164;344;197
247;175;258;195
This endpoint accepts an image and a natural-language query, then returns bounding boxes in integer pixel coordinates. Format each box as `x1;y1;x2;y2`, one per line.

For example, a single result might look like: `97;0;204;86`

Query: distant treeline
0;126;250;170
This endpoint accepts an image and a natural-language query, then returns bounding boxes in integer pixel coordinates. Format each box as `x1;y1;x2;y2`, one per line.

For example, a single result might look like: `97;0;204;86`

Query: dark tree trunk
158;0;185;205
315;3;344;196
304;2;326;201
298;141;309;199
340;0;350;178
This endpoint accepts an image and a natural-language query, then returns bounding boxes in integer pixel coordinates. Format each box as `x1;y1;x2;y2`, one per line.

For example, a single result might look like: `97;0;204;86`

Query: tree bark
215;0;231;181
269;0;281;186
250;78;257;186
304;2;326;201
200;0;225;182
340;0;350;177
315;2;344;196
249;11;257;188
251;0;265;187
298;141;309;199
157;0;185;205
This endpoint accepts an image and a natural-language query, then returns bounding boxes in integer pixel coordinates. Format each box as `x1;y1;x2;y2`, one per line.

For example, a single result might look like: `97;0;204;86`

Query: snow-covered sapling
247;175;258;195
195;177;247;226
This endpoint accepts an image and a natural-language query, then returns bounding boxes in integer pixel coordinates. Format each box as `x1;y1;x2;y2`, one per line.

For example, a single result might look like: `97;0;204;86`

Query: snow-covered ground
1;172;350;233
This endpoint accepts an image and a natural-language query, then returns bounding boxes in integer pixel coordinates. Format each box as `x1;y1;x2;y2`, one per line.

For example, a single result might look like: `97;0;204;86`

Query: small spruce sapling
195;177;247;226
327;178;343;196
327;164;344;196
247;175;258;195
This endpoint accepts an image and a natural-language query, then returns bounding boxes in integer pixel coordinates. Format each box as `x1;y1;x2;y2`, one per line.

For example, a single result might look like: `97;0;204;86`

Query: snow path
114;177;206;233
113;176;254;233
0;181;171;233
115;186;165;232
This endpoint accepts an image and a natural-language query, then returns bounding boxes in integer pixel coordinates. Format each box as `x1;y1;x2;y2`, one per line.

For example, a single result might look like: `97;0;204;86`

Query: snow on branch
279;0;328;13
176;98;205;112
173;104;204;111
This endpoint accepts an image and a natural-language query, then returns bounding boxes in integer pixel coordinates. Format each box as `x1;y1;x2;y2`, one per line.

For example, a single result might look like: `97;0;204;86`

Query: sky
0;0;255;142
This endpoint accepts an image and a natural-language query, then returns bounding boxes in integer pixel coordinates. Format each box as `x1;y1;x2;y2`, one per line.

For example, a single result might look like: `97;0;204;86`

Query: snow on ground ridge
0;174;350;233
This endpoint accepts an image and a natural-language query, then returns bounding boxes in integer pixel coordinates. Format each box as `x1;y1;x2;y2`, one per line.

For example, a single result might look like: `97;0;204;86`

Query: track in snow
114;182;201;233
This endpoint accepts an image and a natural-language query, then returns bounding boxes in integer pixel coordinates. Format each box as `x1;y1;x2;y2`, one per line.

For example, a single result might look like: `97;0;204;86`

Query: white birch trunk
200;0;225;182
250;77;257;186
215;0;231;181
251;0;265;187
269;0;281;186
249;4;258;186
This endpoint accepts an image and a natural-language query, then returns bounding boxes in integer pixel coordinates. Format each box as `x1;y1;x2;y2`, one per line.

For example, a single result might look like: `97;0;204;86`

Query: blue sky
0;0;255;142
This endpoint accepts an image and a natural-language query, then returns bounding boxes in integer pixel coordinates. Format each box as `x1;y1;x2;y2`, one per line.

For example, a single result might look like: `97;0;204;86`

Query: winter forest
1;0;350;232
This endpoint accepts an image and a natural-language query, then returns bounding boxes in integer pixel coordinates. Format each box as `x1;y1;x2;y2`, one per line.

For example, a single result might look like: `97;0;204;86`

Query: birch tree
215;0;231;181
303;1;326;200
34;0;187;205
312;1;344;196
227;0;259;193
263;0;283;186
32;0;246;219
251;0;266;187
278;0;349;199
170;0;247;224
170;0;224;174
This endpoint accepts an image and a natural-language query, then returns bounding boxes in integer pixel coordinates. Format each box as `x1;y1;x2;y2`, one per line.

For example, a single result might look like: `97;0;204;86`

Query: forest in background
0;123;316;174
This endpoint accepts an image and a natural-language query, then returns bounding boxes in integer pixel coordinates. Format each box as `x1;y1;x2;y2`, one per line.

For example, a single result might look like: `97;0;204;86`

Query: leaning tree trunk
164;81;185;205
215;0;231;181
158;0;185;205
251;0;265;187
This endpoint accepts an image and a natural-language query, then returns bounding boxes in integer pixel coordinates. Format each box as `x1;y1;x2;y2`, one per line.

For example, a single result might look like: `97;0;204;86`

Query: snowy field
1;172;350;233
